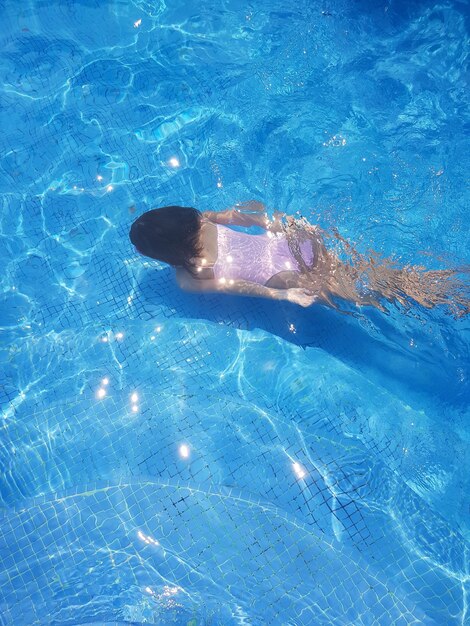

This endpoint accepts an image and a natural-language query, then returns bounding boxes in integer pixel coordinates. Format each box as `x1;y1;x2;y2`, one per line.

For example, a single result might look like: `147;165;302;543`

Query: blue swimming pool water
0;0;469;624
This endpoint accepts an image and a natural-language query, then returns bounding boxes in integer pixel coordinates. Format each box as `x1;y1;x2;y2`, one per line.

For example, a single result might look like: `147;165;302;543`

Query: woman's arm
203;208;268;229
203;201;285;232
175;268;315;306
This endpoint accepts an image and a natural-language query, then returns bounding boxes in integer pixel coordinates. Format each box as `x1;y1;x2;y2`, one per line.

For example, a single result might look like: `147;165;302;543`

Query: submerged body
130;202;468;314
173;205;331;308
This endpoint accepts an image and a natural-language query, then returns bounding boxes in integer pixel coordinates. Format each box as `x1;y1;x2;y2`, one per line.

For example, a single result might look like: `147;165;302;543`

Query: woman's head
130;206;202;270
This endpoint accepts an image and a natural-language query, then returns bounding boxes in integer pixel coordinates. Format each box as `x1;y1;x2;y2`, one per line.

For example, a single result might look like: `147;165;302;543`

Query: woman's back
212;224;315;286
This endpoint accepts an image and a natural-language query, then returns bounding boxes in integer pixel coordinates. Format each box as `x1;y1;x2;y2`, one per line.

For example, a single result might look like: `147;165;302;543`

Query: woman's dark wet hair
129;206;202;271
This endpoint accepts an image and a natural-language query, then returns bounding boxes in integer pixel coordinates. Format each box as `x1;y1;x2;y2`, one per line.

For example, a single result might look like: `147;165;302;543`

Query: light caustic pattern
0;0;469;624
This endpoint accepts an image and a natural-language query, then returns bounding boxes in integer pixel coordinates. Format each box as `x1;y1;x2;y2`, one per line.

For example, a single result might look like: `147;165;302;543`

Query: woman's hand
267;211;286;233
286;288;317;307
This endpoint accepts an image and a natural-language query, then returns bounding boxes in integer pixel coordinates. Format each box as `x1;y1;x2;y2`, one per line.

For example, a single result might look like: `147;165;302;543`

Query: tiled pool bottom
1;308;468;624
0;483;440;625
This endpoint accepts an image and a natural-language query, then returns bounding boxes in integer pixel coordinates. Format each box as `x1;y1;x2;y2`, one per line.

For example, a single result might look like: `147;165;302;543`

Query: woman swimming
129;202;468;314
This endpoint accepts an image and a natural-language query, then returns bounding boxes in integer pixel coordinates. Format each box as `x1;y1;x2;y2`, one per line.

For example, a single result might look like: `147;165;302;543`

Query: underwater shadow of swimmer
137;266;468;408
